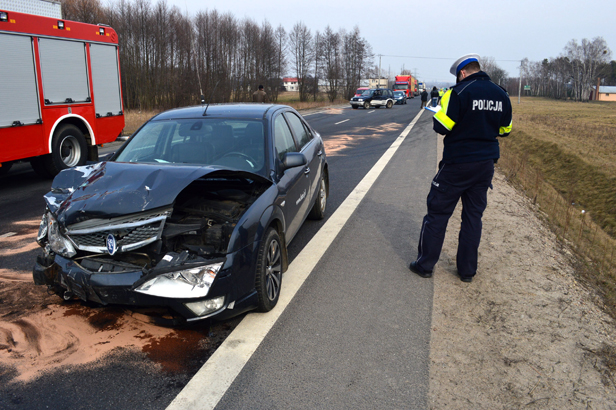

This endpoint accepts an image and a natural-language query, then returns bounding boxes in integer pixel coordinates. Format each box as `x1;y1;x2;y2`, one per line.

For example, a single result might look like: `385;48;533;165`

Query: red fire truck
392;75;416;99
0;8;124;177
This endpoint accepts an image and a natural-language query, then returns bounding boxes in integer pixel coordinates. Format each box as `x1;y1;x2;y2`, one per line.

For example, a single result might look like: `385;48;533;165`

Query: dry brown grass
498;97;616;315
123;110;160;136
122;94;348;135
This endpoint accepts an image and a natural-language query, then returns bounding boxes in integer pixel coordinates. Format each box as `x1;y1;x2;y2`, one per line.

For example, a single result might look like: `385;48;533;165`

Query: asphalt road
0;98;436;409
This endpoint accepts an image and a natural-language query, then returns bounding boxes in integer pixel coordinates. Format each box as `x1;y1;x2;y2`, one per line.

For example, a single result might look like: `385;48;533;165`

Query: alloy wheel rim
319;179;327;210
60;135;81;167
265;239;282;301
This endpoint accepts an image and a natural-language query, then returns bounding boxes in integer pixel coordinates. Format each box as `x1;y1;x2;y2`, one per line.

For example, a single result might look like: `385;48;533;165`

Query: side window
285;112;312;149
274;115;298;161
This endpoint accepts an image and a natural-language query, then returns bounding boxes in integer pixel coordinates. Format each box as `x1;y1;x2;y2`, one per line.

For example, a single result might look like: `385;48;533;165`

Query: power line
379;54;521;63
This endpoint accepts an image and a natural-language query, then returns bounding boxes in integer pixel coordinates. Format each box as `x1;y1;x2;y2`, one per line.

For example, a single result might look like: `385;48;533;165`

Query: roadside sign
524;85;531;90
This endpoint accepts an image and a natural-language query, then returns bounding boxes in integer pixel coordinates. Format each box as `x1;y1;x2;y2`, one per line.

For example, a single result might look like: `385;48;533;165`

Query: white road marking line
0;232;17;238
167;108;425;410
335;119;350;125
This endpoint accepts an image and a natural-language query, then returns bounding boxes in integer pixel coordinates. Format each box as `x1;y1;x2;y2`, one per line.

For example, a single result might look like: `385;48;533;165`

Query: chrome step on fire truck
0;0;124;177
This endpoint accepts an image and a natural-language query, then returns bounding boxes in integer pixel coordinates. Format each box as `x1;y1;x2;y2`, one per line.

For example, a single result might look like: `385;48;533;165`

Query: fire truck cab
0;5;124;177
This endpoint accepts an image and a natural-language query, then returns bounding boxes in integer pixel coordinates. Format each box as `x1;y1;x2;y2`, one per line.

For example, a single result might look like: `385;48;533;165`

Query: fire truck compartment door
0;33;41;127
90;44;122;117
39;38;90;104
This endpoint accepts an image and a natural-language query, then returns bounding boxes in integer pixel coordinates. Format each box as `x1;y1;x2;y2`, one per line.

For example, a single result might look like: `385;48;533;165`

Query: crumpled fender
45;161;271;226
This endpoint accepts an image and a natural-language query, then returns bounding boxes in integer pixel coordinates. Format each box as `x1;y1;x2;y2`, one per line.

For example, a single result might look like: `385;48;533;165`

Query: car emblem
106;234;118;255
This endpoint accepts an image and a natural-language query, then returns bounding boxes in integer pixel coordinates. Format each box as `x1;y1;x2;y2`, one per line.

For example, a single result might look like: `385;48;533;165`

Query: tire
308;171;328;220
352;105;358;109
44;124;88;176
386;100;393;109
255;228;283;312
363;101;370;109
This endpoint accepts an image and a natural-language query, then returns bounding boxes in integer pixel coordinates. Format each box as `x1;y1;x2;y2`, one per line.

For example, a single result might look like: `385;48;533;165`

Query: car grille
66;208;171;254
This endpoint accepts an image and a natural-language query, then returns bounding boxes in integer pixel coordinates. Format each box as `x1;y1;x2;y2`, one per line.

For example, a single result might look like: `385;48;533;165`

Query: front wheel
255;228;283;312
363;102;370;109
351;105;358;109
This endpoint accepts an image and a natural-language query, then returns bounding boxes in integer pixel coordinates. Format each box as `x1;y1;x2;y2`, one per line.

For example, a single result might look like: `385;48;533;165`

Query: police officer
409;53;512;282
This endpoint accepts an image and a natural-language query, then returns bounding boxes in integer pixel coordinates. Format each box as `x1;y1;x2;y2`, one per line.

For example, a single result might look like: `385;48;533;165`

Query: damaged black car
33;104;329;322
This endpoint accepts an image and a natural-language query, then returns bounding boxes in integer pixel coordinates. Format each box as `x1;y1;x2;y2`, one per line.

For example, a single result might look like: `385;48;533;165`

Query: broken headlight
46;213;77;258
37;212;48;244
134;262;223;299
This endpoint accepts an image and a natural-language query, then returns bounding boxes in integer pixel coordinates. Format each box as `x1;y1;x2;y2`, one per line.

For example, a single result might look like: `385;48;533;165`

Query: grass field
498;97;616;315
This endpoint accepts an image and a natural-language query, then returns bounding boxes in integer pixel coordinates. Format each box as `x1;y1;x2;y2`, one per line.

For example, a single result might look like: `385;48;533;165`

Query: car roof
152;103;288;121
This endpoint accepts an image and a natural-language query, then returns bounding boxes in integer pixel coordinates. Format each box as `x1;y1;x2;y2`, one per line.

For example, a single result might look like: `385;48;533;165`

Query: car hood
45;161;271;226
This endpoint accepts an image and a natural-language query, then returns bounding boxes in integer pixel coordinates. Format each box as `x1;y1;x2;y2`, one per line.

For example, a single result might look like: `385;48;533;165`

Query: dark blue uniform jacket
433;71;513;164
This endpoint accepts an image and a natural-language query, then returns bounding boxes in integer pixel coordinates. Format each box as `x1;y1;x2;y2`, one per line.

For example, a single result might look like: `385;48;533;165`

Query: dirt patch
324;123;403;156
429;169;616;408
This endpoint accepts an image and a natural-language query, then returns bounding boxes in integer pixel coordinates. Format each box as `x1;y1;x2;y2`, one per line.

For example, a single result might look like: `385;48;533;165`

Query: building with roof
282;78;299;92
591;86;616;101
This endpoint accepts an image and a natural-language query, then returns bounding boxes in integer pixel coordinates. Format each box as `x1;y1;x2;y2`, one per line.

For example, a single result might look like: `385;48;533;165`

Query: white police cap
450;53;481;76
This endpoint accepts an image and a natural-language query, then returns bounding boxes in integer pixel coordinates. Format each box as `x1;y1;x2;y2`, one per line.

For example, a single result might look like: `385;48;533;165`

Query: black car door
284;111;321;220
273;113;310;244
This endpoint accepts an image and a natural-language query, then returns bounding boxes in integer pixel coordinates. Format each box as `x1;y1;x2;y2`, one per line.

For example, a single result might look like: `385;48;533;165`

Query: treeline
61;0;373;110
520;37;614;101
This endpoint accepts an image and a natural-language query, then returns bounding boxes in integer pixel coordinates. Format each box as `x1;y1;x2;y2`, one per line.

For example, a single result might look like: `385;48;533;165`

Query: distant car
350;88;395;109
393;91;407;105
33;103;329;323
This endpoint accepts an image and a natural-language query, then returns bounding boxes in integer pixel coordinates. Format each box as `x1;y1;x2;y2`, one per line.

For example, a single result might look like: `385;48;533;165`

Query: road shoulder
429;162;616;407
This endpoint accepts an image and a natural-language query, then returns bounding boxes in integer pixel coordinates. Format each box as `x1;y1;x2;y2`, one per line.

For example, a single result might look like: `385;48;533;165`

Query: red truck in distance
392;75;417;98
0;8;124;177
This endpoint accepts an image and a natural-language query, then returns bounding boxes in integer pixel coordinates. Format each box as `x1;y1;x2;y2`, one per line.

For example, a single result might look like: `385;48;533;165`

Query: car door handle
317;150;323;157
304;167;311;175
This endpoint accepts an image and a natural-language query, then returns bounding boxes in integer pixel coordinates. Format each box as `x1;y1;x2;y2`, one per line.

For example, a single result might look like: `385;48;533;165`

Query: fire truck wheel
46;124;88;176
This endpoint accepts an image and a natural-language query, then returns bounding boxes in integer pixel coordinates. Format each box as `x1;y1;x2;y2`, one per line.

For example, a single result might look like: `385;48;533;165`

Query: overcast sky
166;0;615;87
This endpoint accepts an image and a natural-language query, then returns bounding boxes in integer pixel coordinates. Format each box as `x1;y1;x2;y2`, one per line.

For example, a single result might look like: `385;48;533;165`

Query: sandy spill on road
324;122;401;156
0;302;216;383
0;218;218;383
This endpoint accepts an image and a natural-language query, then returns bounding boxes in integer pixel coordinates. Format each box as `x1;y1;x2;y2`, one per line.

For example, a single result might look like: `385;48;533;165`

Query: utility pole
518;60;522;104
378;54;382;88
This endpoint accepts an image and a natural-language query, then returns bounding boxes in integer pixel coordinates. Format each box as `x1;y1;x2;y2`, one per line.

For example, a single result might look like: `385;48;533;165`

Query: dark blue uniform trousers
415;159;494;278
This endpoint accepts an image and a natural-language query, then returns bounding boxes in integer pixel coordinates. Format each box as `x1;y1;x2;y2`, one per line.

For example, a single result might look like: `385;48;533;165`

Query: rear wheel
386;100;393;108
255;228;283;312
42;124;88;177
308;171;328;220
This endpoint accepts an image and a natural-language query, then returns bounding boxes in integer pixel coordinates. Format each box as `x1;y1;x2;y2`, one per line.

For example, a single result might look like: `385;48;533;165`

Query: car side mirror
281;152;307;170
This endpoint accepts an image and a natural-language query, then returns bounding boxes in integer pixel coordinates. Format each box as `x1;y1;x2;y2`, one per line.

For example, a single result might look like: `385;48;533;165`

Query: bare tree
289;22;314;102
61;0;103;23
341;27;372;100
481;56;508;86
321;26;341;102
566;37;612;100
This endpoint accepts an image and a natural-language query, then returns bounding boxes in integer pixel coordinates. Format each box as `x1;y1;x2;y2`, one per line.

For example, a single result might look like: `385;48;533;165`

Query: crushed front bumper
32;253;240;321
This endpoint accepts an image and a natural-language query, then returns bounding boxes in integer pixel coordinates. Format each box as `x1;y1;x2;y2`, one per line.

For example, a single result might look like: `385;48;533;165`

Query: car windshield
114;119;266;174
394;91;404;97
